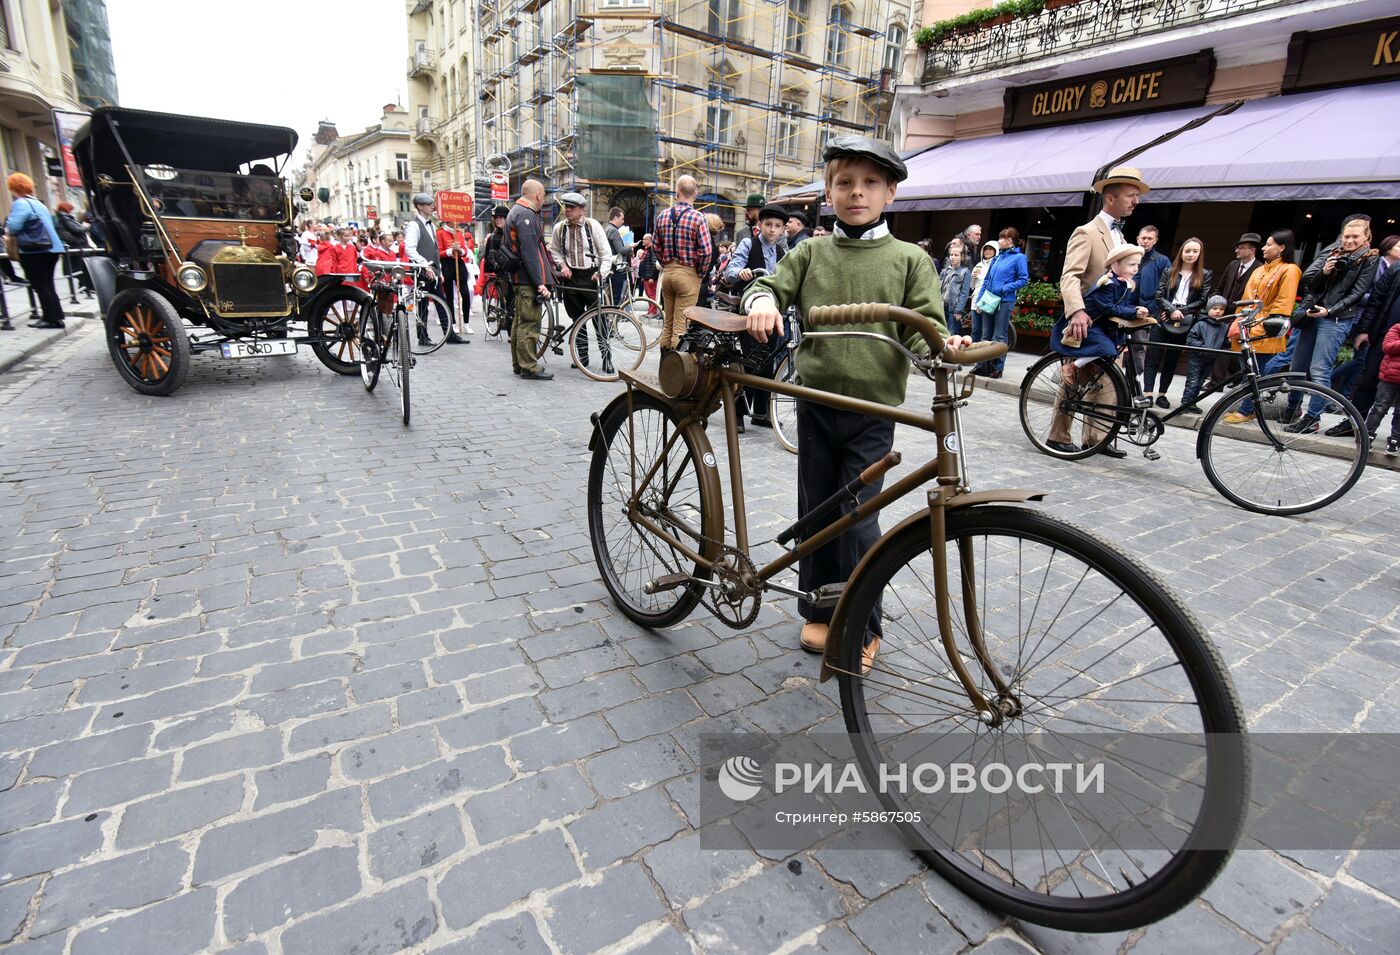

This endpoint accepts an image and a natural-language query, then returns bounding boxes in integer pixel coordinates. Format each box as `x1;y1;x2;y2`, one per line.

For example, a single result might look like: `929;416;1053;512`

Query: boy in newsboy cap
742;136;970;669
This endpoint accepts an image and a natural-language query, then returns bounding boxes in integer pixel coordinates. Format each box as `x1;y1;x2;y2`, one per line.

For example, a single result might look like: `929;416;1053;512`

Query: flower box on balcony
984;13;1014;27
1044;0;1080;10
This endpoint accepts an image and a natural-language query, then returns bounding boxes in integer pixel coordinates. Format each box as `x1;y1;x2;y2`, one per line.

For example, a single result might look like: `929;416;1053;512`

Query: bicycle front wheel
1200;377;1367;515
387;308;411;426
1019;353;1127;459
410;292;452;355
358;308;383;392
835;505;1247;932
533;300;563;362
587;392;722;627
483;279;507;337
771;349;798;454
569;307;647;382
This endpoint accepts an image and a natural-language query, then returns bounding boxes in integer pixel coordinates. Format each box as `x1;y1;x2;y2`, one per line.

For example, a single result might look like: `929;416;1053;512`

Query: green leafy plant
1012;308;1056;333
917;0;1046;45
1017;281;1062;307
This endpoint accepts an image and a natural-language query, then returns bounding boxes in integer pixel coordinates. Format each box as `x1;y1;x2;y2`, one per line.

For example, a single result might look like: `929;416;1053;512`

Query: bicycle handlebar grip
805;303;946;357
858;451;901;486
948;341;1009;366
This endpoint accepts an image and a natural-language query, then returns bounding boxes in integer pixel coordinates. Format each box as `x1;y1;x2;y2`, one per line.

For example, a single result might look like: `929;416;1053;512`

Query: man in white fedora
1047;165;1151;458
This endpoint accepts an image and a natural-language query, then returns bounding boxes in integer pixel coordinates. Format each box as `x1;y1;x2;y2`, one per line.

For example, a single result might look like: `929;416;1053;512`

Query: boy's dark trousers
1179;355;1213;407
795;400;893;643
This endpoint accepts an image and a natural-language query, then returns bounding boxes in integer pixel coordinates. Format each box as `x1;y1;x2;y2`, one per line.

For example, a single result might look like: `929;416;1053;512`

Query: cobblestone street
2;322;1398;954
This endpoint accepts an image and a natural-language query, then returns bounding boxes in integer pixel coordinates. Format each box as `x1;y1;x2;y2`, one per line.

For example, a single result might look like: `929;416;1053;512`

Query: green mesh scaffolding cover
577;74;656;183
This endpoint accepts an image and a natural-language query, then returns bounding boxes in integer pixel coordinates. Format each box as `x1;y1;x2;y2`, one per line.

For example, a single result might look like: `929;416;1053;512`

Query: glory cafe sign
1003;51;1214;132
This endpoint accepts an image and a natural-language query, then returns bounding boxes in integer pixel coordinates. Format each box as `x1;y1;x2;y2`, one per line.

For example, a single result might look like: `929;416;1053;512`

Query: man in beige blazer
1047;166;1151;456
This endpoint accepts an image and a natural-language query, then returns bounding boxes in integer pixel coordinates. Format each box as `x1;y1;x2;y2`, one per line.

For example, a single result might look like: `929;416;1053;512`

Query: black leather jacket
1302;242;1379;322
1153;267;1213;333
1357;263;1400;342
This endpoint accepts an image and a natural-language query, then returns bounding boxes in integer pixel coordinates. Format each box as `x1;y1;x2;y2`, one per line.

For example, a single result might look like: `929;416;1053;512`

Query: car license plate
220;340;298;359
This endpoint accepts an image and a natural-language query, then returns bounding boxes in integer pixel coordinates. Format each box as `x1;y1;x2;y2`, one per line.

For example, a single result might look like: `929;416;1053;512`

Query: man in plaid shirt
653;174;712;350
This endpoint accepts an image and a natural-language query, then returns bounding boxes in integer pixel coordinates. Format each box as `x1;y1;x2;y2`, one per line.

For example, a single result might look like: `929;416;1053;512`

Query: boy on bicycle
743;137;970;670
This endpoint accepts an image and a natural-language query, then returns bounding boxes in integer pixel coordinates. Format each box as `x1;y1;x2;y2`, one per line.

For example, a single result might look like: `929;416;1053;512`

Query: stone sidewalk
0;324;1397;954
0;276;100;375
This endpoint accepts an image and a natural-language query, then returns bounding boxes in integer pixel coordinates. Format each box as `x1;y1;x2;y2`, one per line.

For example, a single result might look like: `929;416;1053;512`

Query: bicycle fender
818;490;1047;683
1194;373;1308;459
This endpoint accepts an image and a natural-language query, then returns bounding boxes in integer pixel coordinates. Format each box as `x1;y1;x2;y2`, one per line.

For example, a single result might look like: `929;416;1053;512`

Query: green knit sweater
742;233;947;407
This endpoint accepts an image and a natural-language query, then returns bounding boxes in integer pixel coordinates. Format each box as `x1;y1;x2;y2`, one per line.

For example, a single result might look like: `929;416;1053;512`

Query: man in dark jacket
1209;232;1263;384
1284;215;1380;432
603;206;632;306
1327;254;1400;436
505;180;555;380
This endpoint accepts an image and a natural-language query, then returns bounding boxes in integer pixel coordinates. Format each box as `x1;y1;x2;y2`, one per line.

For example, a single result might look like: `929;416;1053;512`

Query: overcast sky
106;0;408;166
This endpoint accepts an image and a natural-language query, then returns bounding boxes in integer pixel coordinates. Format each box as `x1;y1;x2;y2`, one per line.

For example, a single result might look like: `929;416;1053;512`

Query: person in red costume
435;220;472;342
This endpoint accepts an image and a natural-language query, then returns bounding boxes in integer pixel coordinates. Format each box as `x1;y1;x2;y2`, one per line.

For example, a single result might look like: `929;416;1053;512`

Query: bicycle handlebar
806;303;945;356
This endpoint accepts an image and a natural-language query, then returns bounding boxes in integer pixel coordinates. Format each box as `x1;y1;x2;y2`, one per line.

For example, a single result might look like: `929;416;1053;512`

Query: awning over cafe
890;105;1217;212
1126;82;1400;203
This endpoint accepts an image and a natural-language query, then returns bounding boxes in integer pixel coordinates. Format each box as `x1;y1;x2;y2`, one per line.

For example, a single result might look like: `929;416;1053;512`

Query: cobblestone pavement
1;321;1398;954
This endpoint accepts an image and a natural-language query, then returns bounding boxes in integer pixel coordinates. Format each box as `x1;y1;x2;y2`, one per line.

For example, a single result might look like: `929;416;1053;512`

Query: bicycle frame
601;306;1045;713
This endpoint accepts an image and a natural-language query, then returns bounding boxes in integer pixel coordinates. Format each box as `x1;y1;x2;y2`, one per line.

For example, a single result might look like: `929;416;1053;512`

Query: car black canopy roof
73;106;298;182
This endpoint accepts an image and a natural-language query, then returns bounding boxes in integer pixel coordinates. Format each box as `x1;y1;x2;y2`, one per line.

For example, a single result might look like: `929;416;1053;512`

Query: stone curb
0;314;97;375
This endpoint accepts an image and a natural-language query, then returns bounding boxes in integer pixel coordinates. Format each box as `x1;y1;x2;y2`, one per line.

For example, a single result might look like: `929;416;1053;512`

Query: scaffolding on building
468;0;901;228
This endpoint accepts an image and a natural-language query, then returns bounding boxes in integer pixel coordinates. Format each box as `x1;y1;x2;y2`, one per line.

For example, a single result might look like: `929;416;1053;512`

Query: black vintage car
73;107;370;394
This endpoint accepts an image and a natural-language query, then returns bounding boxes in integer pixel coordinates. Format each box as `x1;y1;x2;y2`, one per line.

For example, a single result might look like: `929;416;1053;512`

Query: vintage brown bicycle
586;303;1247;931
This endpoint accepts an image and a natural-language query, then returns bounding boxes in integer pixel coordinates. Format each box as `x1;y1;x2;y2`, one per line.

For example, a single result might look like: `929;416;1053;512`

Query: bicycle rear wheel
410;292;452;355
1200;377;1367;515
771;349;798;454
569;307;648;382
358;308;383;392
483;279;507;337
1019;354;1126;459
587;392;721;627
836;505;1247;932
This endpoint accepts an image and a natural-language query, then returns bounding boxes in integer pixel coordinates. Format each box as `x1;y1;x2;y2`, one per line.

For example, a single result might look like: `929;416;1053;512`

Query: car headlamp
176;262;207;292
291;266;317;293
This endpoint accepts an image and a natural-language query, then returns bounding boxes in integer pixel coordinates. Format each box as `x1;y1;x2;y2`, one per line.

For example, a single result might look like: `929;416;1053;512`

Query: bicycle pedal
1132;397;1152;409
643;573;691;595
1143;448;1161;461
810;584;844;610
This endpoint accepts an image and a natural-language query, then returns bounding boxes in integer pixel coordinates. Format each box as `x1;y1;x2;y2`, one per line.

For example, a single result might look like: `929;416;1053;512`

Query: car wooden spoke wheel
308;287;372;375
105;289;191;396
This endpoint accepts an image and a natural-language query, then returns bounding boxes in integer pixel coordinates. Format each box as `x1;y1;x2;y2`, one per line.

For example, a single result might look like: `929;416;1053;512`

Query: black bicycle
1018;302;1369;515
482;273;512;339
360;260;418;425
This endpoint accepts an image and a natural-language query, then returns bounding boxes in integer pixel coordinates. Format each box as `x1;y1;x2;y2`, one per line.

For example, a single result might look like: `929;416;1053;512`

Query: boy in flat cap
743;136;969;670
723;204;790;430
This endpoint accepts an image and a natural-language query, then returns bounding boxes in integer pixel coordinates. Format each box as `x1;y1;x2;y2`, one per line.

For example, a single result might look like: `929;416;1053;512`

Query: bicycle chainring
706;549;762;630
1122;411;1164;447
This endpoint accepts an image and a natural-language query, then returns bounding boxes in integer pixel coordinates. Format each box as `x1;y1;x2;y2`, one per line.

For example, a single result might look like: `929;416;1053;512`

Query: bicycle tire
569;307;648;382
835;505;1248;932
619;294;664;343
771;350;799;455
1018;353;1127;460
396;307;411;426
483;278;506;337
586;392;722;628
358;307;382;392
1199;377;1367;515
533;299;563;362
410;292;452;355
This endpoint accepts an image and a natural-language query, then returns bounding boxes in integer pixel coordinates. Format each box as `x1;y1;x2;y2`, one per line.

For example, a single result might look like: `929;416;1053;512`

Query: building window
708;0;739;38
885;24;905;74
398;192;412;217
706;85;733;145
785;0;807;55
396;153;410;181
827;5;851;67
777;101;799;159
601;0;650;6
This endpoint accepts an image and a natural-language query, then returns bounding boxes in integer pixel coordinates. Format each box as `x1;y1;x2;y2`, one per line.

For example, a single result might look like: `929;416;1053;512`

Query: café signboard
1282;16;1400;93
1003;51;1214;132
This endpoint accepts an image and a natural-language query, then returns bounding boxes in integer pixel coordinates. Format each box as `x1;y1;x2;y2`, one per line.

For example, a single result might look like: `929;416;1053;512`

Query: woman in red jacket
1366;322;1400;455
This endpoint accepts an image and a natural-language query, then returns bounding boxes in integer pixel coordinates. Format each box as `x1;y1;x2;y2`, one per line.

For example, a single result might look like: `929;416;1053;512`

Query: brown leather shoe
799;622;828;654
861;636;881;676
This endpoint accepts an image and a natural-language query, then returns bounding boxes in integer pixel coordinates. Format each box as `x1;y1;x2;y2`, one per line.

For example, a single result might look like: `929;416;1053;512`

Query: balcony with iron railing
920;0;1302;85
415;115;440;139
409;48;436;77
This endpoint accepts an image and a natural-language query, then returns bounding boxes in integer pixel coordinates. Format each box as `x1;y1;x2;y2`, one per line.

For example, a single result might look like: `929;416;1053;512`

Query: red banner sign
436;190;474;224
490;170;509;201
366;205;378;220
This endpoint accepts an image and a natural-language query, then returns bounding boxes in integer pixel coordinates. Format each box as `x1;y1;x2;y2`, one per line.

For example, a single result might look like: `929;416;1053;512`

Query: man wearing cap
1207;232;1263;385
785;210;812;248
505;179;556;380
652;175;712;350
744;194;765;238
404;192;453;346
550;193;614;374
1048;165;1150;458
